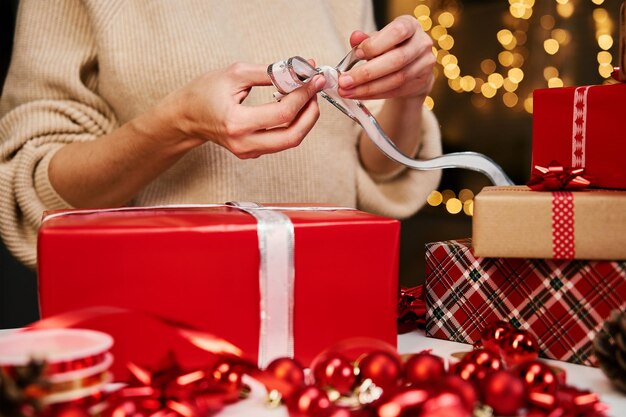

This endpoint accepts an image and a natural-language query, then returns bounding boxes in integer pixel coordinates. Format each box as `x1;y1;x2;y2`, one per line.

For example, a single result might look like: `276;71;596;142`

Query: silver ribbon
226;202;295;368
267;52;514;186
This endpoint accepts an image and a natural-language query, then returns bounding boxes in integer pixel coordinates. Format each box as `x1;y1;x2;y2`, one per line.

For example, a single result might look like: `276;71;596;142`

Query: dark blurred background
0;0;622;327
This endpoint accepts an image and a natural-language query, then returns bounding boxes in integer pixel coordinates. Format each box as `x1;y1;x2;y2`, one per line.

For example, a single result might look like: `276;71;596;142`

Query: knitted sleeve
0;0;118;268
354;1;443;219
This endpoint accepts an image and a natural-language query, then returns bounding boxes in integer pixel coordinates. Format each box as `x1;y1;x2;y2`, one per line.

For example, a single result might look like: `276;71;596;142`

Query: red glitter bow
101;353;244;417
528;385;609;417
397;285;426;334
527;161;591;191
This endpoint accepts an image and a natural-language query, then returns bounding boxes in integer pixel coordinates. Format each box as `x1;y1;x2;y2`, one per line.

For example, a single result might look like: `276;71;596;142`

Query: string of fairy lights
421;0;618;216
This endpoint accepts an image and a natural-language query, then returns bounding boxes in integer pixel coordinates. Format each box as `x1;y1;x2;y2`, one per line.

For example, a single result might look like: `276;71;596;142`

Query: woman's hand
165;62;326;159
337;15;435;101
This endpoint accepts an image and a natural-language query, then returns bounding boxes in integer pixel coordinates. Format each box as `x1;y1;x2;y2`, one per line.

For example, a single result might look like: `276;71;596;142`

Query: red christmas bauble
210;359;243;388
313;353;356;395
266;357;305;389
404;352;446;385
515;360;558;397
287;385;332;417
480;320;513;353
48;406;91;417
420;390;472;417
374;386;470;417
441;375;477;412
499;329;540;367
357;351;402;391
374;386;431;417
481;370;526;416
453;349;502;383
326;405;352;417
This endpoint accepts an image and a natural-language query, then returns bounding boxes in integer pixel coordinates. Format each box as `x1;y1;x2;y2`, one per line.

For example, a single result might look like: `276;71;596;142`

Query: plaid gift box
425;239;626;366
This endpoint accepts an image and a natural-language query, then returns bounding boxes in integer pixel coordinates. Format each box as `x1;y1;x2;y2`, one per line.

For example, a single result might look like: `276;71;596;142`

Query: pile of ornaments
263;321;609;417
0;322;611;417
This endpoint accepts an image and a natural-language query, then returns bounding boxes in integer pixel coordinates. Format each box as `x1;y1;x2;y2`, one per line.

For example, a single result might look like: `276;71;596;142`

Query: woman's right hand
162;62;326;159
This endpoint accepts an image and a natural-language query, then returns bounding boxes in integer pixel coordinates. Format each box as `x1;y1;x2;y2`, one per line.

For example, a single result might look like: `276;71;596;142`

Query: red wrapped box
425;239;626;366
532;83;626;189
38;205;399;377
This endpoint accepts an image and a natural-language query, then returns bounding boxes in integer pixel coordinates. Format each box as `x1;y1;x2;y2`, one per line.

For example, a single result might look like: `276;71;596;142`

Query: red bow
397;285;426;334
527;161;591;191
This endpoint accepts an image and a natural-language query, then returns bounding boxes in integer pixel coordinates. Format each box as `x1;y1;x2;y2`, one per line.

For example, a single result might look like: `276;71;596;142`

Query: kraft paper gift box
425;239;626;366
472;186;626;260
38;204;399;378
532;82;626;189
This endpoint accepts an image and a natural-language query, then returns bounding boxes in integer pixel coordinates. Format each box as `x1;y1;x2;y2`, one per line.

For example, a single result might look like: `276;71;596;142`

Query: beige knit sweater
0;0;442;269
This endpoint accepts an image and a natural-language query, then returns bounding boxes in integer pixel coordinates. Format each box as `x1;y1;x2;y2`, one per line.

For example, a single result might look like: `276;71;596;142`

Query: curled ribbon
528;385;609;417
527;161;591;191
267;52;514;186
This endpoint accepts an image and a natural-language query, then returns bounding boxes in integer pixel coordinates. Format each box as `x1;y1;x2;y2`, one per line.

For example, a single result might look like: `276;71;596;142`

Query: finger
235;97;321;158
228;62;274;87
344;73;434;100
338;51;435;98
357;16;418;60
350;30;370;48
239;75;325;131
339;32;431;89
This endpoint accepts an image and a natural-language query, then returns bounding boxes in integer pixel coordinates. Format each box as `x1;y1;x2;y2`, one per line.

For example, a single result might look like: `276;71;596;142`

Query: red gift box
532;83;626;189
425;239;626;366
38;204;399;378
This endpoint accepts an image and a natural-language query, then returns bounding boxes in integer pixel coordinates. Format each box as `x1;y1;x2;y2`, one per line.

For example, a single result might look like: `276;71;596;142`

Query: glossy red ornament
210;359;243;389
50;406;91;417
287;385;332;417
480;320;513;353
420;390;472;417
374;386;469;417
404;352;446;384
481;370;526;416
326;405;352;417
441;375;477;412
499;329;540;367
265;357;305;393
313;353;356;395
357;351;402;391
453;349;502;383
515;360;558;398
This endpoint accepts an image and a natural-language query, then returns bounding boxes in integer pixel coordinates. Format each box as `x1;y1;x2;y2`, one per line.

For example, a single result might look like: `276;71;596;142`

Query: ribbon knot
527;161;591;191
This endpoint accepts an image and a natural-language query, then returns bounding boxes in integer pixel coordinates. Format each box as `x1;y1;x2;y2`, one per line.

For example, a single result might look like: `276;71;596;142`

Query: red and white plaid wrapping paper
425;239;626;366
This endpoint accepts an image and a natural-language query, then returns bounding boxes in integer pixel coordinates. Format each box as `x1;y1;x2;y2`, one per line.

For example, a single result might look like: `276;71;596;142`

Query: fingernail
314;75;326;90
339;75;354;89
355;48;365;59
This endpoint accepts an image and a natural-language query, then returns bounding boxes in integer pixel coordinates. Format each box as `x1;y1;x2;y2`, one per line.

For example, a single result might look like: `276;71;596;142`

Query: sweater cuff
34;145;74;210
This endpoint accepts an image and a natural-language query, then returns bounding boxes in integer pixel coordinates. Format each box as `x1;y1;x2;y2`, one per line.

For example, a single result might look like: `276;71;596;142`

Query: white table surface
2;329;625;416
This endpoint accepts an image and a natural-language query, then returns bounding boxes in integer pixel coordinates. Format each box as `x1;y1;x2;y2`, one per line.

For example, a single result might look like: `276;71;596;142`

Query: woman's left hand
338;15;435;101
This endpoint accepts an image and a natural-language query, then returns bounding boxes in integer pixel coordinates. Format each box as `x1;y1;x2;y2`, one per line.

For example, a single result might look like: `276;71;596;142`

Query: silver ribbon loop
268;50;515;186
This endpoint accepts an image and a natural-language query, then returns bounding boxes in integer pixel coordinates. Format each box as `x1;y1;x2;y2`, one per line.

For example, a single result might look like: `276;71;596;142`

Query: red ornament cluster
261;322;609;417
6;316;611;417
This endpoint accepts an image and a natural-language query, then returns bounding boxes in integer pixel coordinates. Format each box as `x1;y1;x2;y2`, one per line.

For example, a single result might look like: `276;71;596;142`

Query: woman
0;0;441;268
